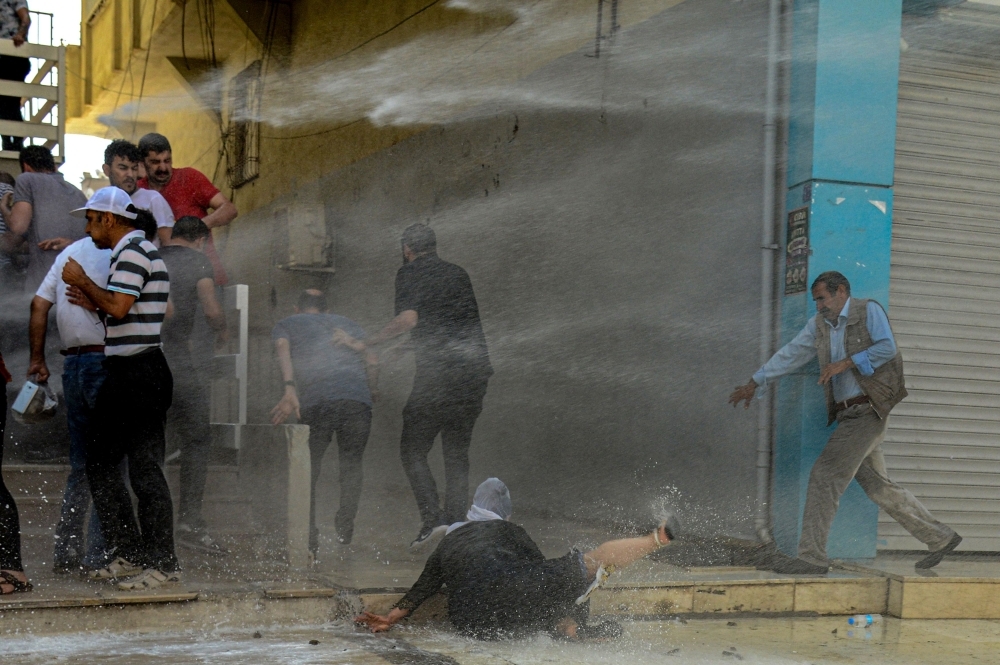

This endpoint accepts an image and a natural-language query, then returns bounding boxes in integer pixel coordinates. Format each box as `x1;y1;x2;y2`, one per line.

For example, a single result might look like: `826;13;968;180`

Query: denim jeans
55;352;108;567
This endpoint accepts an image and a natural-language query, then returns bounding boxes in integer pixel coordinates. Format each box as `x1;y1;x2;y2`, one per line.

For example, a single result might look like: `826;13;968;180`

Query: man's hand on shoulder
728;380;758;409
38;237;73;252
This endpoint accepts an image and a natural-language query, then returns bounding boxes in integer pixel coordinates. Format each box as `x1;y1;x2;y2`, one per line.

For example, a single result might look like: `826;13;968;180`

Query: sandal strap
0;570;32;593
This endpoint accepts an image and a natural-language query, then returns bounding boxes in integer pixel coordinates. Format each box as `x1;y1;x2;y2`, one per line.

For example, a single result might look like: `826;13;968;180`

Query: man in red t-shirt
137;133;238;284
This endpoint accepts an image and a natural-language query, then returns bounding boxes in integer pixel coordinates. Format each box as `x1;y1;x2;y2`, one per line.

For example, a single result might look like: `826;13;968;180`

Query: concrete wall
228;0;771;537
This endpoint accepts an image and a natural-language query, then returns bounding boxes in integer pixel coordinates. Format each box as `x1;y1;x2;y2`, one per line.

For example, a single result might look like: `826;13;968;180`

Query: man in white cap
61;187;178;590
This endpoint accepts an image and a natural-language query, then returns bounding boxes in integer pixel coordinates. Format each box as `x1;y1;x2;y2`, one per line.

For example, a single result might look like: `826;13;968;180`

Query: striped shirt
105;230;170;356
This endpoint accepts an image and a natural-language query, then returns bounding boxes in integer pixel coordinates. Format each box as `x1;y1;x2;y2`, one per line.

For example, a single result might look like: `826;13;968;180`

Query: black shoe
576;620;623;641
52;559;84;574
768;556;829;575
648;511;682;542
409;524;448;552
915;533;962;570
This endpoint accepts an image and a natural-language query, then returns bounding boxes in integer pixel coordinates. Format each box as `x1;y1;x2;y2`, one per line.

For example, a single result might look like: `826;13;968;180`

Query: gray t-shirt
14;171;88;291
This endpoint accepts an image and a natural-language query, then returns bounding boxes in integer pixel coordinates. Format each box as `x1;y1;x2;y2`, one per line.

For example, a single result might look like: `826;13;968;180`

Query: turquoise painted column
773;0;902;560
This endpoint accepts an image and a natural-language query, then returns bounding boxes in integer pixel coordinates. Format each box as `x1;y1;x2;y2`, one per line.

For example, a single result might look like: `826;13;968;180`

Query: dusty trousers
86;349;177;572
797;403;956;565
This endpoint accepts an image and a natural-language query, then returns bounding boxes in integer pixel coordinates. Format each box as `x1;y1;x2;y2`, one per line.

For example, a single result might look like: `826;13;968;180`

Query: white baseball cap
71;186;138;220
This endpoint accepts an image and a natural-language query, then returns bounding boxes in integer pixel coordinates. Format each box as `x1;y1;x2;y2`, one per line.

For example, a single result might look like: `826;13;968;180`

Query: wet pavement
1;616;998;664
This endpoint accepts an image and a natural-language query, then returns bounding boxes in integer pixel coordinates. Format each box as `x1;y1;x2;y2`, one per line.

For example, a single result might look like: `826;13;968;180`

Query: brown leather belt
835;395;870;414
60;345;105;356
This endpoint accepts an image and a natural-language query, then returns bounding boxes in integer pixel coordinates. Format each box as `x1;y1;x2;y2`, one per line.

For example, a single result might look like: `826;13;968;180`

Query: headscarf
446;477;513;534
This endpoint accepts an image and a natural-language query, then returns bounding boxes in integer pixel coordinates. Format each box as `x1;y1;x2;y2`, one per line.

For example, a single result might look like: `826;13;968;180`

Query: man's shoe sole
915;533;962;570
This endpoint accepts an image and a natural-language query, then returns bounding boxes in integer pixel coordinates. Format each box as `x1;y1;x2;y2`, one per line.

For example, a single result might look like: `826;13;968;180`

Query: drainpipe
755;0;783;544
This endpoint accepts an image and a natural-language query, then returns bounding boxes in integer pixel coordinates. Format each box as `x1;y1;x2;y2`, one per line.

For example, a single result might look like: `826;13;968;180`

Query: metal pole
755;0;783;544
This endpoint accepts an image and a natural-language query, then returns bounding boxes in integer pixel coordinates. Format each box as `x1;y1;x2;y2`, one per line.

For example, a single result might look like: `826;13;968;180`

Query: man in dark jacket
355;478;677;640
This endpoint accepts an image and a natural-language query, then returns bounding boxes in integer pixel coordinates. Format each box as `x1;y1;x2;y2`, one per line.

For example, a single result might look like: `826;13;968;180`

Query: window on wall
226;61;261;189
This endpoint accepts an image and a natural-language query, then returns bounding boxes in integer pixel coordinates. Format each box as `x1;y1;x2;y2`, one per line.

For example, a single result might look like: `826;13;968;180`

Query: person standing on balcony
0;0;30;152
28;234;112;574
102;139;174;246
0;145;87;292
334;224;493;550
159;216;227;556
136;133;237;286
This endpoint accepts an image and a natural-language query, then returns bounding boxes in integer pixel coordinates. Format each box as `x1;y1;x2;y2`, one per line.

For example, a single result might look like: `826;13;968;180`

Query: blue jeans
54;352;108;567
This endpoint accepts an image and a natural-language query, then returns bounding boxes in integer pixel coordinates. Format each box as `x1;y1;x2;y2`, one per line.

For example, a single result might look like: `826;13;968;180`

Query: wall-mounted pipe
755;0;783;544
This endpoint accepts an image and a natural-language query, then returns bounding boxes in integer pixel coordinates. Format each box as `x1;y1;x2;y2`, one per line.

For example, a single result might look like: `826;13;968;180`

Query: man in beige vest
729;271;961;574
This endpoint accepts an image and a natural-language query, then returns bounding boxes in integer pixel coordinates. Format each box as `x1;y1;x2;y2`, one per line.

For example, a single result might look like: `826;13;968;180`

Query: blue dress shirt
752;298;898;403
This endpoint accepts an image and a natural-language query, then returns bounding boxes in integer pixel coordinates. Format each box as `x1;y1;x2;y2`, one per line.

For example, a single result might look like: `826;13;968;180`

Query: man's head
102;139;142;194
0;171;15;187
19;145;56;173
295;288;328;314
138;132;173;188
71;187;140;250
401;223;436;263
133;209;158;242
472;478;513;520
170;215;211;249
811;271;851;322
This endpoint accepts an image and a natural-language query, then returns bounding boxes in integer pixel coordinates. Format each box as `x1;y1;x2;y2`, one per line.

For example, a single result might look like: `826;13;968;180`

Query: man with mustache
136;133;237;285
102;140;174;246
729;271;961;574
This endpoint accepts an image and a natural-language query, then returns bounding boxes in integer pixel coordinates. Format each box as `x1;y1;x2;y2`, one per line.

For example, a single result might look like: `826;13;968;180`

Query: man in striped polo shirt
62;187;178;590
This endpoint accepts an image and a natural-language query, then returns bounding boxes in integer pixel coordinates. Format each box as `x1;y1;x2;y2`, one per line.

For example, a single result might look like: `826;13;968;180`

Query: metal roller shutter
883;47;1000;551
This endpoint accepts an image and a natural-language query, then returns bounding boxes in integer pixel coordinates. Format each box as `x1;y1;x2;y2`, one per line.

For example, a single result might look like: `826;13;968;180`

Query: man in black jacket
355;478;677;640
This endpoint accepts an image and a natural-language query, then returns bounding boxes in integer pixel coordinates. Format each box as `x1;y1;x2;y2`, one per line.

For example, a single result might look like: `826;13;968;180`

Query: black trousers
164;346;211;529
301;399;372;550
86;349;177;571
0;56;29;151
0;389;23;571
400;383;487;528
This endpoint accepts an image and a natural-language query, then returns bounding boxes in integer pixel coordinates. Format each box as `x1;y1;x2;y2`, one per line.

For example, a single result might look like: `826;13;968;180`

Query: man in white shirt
102;139;174;246
28;237;112;573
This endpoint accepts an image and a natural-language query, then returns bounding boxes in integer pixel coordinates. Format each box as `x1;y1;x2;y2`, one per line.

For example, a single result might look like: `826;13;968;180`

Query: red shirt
0;351;10;384
138;167;228;285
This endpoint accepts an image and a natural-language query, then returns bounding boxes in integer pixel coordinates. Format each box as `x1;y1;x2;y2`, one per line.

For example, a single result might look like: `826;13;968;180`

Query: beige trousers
797;403;956;565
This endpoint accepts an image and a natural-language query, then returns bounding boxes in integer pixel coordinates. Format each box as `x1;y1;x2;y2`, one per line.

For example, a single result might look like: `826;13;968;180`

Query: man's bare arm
13;7;29;46
364;350;379;400
196;277;226;334
270;337;300;425
367;310;418;348
28;296;53;382
5;201;32;236
62;258;135;320
156;227;172;246
202;192;238;229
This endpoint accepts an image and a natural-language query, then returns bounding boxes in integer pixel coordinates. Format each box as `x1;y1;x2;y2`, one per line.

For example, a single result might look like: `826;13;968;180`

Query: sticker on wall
785;207;809;296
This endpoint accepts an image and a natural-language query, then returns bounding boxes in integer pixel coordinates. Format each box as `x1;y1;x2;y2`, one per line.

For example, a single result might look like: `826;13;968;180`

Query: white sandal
87;557;143;581
117;568;181;591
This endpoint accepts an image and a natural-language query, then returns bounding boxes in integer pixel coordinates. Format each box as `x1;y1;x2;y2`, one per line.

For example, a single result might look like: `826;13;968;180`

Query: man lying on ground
355;478;678;640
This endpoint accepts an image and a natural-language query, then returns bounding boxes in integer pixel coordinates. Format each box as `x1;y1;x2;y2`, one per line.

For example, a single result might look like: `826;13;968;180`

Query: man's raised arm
729;319;819;409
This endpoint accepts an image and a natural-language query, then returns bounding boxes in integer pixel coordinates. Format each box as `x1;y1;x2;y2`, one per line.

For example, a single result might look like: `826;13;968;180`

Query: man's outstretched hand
728;380;758;409
355;611;394;633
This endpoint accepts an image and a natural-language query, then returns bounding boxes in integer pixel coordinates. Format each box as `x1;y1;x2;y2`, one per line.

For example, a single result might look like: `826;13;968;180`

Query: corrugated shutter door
884;48;1000;551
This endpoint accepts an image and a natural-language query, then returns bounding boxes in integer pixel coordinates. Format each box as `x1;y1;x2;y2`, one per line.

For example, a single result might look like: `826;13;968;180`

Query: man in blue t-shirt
271;289;377;552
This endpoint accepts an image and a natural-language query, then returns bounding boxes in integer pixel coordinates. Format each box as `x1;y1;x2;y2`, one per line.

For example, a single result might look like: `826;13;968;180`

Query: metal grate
226;60;261;189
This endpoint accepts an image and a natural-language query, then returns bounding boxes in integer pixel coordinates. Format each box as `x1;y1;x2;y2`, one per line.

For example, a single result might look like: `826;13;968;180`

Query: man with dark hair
137;133;237;285
0;145;87;291
729;270;961;573
0;0;30;151
271;289;376;553
102;139;174;246
61;186;178;590
160;215;227;554
335;223;493;549
0;169;20;289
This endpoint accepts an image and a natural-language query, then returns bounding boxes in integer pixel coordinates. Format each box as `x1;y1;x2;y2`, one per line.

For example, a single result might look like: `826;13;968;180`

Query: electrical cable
130;0;160;138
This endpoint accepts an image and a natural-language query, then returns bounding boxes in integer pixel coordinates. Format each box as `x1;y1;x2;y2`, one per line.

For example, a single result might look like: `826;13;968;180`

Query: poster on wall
785;207;809;295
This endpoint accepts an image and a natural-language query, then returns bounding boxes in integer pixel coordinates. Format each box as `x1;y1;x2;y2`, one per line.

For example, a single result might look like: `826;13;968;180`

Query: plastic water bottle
847;614;881;627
